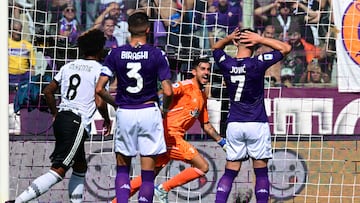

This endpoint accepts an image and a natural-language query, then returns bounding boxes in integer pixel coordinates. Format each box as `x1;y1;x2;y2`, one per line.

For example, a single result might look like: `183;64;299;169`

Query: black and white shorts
50;111;87;170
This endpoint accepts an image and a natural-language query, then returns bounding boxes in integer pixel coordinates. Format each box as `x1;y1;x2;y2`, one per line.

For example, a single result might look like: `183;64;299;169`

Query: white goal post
0;0;10;202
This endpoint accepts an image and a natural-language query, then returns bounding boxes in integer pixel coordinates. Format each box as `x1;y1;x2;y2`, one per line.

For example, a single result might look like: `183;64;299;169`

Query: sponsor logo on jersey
8;48;30;56
190;108;200;118
264;54;273;61
172;83;180;88
219;55;226;63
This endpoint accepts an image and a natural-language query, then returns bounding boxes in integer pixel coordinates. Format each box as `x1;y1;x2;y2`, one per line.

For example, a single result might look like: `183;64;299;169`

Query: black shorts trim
50;111;87;169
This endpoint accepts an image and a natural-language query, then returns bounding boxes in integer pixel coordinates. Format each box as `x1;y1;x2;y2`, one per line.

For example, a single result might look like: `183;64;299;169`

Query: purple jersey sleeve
103;44;171;106
213;48;283;122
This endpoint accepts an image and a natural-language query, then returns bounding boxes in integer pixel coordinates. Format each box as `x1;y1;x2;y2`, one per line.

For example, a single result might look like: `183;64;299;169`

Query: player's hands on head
228;27;242;42
239;31;262;47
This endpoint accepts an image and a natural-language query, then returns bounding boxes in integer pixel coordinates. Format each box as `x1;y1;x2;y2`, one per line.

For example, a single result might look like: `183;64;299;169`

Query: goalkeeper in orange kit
112;57;227;203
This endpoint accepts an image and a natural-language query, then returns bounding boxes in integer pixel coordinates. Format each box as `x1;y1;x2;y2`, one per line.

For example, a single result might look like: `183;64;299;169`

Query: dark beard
218;4;228;13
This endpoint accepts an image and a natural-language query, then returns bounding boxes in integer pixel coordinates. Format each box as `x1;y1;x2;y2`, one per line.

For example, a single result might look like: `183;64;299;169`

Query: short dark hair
102;16;116;26
280;2;294;9
128;11;150;36
192;56;210;69
77;29;106;57
239;28;257;52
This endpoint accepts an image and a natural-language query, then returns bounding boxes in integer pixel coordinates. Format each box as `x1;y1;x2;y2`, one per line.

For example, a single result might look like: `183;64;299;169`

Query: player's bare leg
155;154;208;203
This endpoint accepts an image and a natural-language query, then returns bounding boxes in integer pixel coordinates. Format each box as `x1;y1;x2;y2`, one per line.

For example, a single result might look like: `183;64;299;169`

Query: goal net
7;0;360;202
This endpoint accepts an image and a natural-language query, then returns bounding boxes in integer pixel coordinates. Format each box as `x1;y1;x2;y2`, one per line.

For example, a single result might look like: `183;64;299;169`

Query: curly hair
77;29;106;57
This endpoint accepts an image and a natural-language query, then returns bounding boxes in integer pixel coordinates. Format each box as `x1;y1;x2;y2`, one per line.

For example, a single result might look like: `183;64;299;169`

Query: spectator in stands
296;0;321;45
287;29;322;65
33;30;56;76
9;0;35;42
73;0;100;30
264;76;277;87
8;20;36;88
180;0;201;51
93;1;130;46
254;0;281;32
280;67;295;87
151;0;183;51
102;16;118;50
196;0;215;51
40;0;70;35
261;24;276;39
256;25;282;84
300;59;324;84
284;29;324;85
58;3;81;46
206;0;242;47
152;18;167;49
321;69;331;84
318;0;333;39
282;53;303;84
265;1;304;42
318;39;336;84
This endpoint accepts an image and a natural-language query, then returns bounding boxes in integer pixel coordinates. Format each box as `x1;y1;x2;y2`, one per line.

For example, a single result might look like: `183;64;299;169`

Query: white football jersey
54;59;103;132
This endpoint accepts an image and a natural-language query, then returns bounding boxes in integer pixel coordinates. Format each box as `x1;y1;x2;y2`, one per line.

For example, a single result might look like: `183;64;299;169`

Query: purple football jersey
213;49;284;122
103;44;171;106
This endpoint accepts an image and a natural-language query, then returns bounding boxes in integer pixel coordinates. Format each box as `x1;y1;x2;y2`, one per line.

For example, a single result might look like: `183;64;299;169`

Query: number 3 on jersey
230;75;245;101
126;62;143;93
66;74;81;100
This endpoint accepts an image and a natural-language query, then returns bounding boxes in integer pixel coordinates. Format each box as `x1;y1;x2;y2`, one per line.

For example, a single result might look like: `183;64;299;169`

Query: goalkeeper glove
217;137;227;152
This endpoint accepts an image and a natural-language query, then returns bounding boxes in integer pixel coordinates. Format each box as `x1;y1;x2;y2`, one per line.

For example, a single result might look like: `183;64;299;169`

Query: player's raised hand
239;30;263;47
228;27;242;42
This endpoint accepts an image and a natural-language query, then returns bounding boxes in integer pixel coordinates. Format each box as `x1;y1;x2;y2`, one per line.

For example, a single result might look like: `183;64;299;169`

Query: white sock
15;170;62;203
68;171;85;203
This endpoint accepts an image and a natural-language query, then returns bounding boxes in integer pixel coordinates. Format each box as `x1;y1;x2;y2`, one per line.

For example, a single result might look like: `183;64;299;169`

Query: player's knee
72;162;88;173
50;165;67;178
198;162;209;174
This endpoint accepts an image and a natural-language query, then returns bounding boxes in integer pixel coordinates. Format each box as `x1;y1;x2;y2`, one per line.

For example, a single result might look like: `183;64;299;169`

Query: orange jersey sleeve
165;79;208;138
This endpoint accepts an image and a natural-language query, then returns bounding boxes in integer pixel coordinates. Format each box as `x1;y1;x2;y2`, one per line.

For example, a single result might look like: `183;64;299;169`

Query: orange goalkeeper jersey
165;78;209;138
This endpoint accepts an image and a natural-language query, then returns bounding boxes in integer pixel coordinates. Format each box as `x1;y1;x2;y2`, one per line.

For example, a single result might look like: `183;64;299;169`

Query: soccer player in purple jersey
95;11;173;203
212;28;291;203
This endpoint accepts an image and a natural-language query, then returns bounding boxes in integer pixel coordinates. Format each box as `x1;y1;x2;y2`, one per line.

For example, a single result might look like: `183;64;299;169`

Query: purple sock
115;166;130;203
215;168;238;203
138;170;155;203
254;167;270;203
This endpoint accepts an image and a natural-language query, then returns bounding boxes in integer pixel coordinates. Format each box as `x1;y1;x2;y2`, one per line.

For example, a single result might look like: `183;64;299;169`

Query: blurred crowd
8;0;337;90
